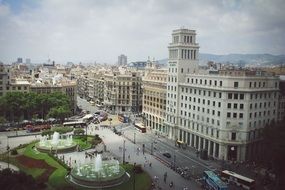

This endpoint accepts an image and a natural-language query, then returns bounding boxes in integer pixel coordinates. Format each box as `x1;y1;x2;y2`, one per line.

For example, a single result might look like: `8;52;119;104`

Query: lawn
72;136;93;150
22;143;69;188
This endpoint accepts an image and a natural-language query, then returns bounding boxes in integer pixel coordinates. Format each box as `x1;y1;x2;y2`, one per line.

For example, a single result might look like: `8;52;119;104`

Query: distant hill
157;53;285;67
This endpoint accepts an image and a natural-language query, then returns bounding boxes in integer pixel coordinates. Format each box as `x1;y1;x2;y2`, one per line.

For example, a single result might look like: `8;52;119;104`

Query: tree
48;106;71;123
0;92;72;122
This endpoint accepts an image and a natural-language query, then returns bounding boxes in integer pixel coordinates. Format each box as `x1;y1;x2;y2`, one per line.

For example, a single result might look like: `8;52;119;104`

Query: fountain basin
35;139;77;153
36;132;77;153
68;160;129;188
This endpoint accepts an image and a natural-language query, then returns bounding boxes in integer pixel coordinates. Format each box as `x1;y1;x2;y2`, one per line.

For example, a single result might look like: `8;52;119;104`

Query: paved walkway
0;161;19;171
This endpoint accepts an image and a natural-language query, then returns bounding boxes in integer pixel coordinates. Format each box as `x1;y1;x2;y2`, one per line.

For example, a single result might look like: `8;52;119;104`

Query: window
227;103;231;109
240;104;244;109
228;93;232;99
239;113;243;118
227;112;231;118
234;94;238;99
233;103;238;109
231;132;236;140
220;81;222;87
233;113;237;118
234;82;239;88
249;82;252;88
240;94;244;100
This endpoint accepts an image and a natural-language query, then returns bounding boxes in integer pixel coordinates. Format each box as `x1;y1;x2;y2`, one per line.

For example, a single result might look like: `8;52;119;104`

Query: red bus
25;124;51;133
134;123;146;133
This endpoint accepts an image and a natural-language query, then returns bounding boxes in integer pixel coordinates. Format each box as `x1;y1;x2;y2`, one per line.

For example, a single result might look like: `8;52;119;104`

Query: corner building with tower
163;28;280;161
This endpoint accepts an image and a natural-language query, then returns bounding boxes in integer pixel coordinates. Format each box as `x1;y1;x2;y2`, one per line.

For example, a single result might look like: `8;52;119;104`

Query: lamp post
192;165;195;176
174;153;176;171
7;136;10;169
123;140;126;164
133;162;136;190
134;132;136;144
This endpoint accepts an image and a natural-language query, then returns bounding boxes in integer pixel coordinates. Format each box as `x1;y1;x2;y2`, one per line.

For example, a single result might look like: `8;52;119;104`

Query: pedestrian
149;162;152;167
128;154;130;159
169;181;173;187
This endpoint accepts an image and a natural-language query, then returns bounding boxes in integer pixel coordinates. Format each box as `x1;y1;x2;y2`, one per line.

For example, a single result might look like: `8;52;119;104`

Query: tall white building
164;28;280;161
118;54;127;66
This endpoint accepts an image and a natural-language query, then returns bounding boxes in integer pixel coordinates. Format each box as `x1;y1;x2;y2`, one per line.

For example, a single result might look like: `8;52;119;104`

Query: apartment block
104;72;142;114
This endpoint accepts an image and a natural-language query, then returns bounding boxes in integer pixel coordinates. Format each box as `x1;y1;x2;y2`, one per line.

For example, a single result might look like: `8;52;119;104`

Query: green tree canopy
0;92;72;122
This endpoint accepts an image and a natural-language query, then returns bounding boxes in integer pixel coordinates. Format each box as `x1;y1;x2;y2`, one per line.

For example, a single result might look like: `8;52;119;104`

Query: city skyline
0;0;285;64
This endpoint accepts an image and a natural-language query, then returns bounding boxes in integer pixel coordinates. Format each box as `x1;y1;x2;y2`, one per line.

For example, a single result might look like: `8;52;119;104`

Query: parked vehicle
163;152;171;158
25;124;51;133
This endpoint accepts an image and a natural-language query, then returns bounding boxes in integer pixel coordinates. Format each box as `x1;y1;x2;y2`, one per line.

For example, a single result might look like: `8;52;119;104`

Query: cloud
0;0;284;64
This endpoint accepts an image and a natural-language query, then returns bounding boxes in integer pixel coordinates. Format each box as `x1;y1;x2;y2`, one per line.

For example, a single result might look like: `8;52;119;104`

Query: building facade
142;61;167;134
164;29;280;161
104;72;142;114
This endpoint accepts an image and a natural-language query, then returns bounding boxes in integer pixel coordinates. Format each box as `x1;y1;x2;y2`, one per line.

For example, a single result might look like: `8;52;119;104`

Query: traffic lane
122;128;207;177
151;140;206;177
77;97;98;113
129;129;210;171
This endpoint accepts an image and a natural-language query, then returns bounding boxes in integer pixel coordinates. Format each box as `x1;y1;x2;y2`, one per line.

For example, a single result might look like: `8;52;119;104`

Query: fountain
36;132;77;153
94;154;102;172
51;132;60;146
68;155;129;188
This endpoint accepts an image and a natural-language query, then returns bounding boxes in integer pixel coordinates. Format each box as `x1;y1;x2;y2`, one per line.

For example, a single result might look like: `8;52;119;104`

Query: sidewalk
0;161;19;171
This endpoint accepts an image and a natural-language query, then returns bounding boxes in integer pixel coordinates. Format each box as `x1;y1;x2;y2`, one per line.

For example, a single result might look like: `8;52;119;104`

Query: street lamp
192;165;196;176
7;136;10;169
173;153;176;171
133;162;136;190
134;132;136;144
123;140;126;164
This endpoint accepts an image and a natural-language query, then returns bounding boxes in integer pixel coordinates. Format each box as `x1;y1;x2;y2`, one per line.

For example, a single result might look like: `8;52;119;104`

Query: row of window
249;110;276;119
249;81;278;88
227;112;244;119
180;106;221;116
228;93;244;100
181;87;223;98
187;78;223;87
249;102;276;109
227;103;244;109
178;120;220;138
144;96;166;103
180;98;222;108
250;92;276;99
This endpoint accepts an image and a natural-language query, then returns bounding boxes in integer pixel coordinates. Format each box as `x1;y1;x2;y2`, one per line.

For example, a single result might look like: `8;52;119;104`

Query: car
162;152;171;158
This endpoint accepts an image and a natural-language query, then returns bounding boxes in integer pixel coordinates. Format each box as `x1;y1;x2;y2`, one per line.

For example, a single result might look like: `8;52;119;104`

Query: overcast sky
0;0;284;64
